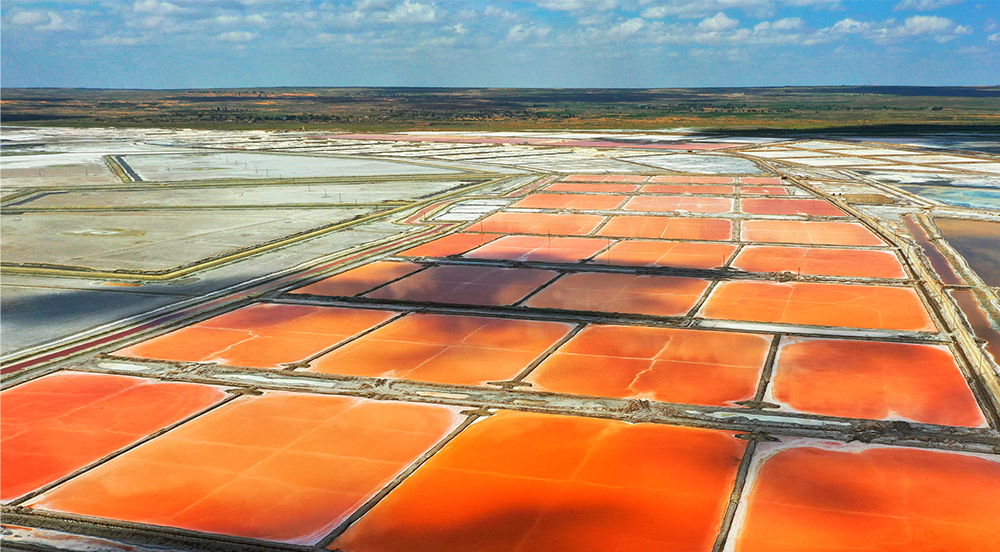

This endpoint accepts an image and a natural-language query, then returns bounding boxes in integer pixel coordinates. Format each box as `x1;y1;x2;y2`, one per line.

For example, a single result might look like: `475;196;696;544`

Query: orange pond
308;314;573;385
397;234;497;258
699;281;936;331
1;372;226;502
526;325;770;406
741;220;885;247
770;338;984;427
648;176;735;184
740;186;788;195
525;272;710;317
331;411;747;552
741;198;846;217
291;261;425;296
29;394;464;545
640;184;735;195
511;193;627;211
590;241;737;269
545;182;640;193
468;212;606;236
624;196;734;213
732;246;906;279
734;444;1000;552
739;177;782;185
364;265;557;306
564;174;646;183
599;174;649;182
114;304;397;368
463;235;610;263
598;216;732;241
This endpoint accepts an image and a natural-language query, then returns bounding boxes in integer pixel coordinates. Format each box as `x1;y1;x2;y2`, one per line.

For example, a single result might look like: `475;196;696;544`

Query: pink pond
464;235;610;263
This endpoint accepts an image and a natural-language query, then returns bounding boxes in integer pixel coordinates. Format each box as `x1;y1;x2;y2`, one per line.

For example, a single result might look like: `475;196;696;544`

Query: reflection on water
949;289;1000;368
859;134;1000;155
771;338;984;427
935;218;1000;286
901;215;964;285
333;411;747;552
900;185;1000;210
28;394;463;546
736;444;1000;552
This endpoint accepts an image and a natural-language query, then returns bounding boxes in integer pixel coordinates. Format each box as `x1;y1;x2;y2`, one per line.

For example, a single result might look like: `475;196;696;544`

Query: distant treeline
3;86;998;131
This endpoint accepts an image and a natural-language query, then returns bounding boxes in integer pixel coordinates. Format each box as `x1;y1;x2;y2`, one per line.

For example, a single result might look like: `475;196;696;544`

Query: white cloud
607;17;648;37
37;11;73;31
484;6;520;19
93;34;149;46
215;30;258;42
829;18;870;34
698;12;738;32
8;10;75;31
751;16;805;43
639;0;838;20
452;23;469;34
782;0;840;6
10;11;49;26
531;0;620;12
775;17;804;30
894;0;963;11
896;14;955;35
507;23;552;41
989;32;1000;41
383;0;437;23
133;0;183;16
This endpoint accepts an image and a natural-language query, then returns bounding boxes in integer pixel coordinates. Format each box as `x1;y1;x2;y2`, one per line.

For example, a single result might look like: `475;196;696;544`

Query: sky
2;0;999;88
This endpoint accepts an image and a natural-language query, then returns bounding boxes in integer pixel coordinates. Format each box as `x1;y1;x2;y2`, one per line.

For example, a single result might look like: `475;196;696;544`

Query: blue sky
2;0;998;88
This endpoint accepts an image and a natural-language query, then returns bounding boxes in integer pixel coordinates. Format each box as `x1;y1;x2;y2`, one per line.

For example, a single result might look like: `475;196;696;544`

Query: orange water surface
527;325;770;406
463;235;610;263
469;212;606;236
741;198;846;216
740;186;788;195
309;313;573;384
564;174;645;182
700;281;936;331
641;184;735;195
648;176;736;184
365;265;557;306
735;445;1000;552
590;240;737;269
624;196;734;213
114;304;398;368
332;411;747;552
291;262;425;296
29;394;464;545
525;272;710;316
397;234;497;257
739;177;783;185
511;193;627;210
1;372;226;501
771;338;984;426
732;246;906;278
598;216;732;241
741;220;885;246
600;174;648;182
546;183;640;193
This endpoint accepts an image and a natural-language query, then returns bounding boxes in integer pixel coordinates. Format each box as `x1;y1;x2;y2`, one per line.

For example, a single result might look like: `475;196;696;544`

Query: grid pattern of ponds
3;171;998;552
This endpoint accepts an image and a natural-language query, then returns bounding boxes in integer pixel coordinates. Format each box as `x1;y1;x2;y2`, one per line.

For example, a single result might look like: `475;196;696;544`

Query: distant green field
2;86;998;132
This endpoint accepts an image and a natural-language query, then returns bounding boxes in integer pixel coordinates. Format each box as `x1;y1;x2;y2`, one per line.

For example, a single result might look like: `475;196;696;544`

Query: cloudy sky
2;0;998;88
